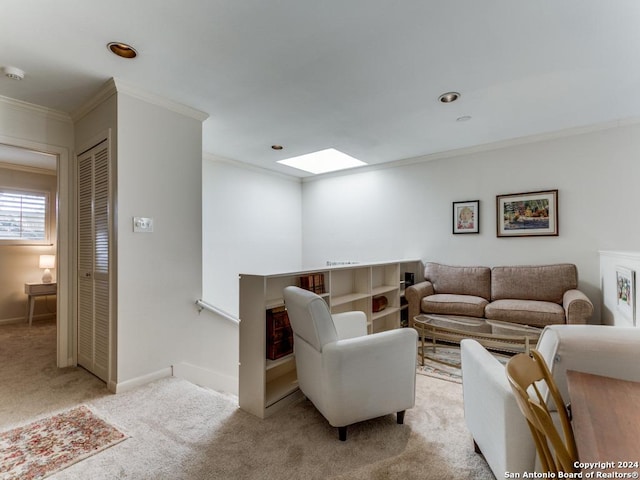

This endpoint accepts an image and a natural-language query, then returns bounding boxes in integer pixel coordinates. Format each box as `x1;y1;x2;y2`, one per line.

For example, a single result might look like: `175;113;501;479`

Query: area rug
416;344;511;384
0;405;127;480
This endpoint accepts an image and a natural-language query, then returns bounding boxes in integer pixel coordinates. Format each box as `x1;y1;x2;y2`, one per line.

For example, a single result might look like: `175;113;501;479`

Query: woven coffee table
413;314;542;366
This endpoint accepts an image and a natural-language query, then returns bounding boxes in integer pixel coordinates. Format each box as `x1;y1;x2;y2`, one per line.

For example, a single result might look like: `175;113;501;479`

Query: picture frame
615;266;636;325
496;189;558;237
453;200;479;234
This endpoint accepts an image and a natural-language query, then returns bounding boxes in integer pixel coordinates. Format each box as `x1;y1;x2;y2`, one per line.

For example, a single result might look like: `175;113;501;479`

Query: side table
25;282;57;326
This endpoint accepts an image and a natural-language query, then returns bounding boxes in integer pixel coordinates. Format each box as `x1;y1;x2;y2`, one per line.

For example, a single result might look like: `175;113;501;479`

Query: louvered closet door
77;140;110;382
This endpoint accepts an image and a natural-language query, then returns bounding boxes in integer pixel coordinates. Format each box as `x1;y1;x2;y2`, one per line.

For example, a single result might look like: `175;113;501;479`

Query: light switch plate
133;217;154;233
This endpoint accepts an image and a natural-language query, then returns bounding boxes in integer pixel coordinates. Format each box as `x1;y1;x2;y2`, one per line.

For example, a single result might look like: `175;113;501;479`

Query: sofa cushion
485;299;565;327
421;294;488;318
491;264;578;303
424;263;491;300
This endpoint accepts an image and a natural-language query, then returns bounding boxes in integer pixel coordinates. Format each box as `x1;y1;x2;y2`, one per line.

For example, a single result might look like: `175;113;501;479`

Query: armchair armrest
562;289;594;324
537;325;640;404
405;281;434;325
460;339;535;476
322;328;417;426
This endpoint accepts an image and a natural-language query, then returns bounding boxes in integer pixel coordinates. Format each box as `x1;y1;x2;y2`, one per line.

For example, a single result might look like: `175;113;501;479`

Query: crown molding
70;78;117;122
0;95;71;123
302;116;640;183
114;78;209;122
203;151;301;183
71;77;210;123
389;117;640;170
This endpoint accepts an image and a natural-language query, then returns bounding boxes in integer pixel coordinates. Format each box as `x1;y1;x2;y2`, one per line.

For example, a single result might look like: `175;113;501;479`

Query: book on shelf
299;273;325;294
266;306;294;360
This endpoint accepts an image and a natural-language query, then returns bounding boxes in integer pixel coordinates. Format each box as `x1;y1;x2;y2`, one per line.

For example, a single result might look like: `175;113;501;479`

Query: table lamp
39;254;55;283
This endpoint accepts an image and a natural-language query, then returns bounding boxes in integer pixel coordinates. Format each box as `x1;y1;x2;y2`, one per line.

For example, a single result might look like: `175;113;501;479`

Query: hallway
0;318;108;428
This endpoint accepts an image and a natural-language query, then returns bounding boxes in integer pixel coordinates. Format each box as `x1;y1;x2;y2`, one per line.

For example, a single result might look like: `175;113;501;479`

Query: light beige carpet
1;319;495;480
0;318;108;426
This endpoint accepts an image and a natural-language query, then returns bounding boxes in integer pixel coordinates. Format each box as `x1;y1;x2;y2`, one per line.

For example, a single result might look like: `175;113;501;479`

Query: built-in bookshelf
238;259;423;418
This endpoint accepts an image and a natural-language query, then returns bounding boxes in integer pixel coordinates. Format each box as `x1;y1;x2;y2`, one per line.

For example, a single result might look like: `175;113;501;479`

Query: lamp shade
39;255;56;269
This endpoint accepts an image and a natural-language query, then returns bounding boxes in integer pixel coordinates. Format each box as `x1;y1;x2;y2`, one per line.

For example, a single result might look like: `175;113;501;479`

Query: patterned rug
0;405;127;480
416;344;511;384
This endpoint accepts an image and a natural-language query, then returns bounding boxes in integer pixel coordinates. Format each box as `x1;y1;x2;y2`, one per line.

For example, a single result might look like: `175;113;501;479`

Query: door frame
76;129;114;387
0;134;73;367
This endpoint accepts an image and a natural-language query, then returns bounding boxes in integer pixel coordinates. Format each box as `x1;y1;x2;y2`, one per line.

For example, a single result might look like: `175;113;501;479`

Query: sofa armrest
562;289;594;324
405;281;434;325
460;339;536;477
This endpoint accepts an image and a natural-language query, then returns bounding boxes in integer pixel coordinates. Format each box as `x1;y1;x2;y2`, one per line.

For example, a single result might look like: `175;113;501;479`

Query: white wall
198;157;302;394
302;121;640;323
202;156;302;316
115;92;204;386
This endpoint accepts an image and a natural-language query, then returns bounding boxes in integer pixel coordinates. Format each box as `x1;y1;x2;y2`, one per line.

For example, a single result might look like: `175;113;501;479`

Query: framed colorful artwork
496;189;558;237
453;200;479;234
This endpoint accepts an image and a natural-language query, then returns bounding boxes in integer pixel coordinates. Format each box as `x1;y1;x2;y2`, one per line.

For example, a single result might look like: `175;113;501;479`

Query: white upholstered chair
283;286;418;441
461;324;640;478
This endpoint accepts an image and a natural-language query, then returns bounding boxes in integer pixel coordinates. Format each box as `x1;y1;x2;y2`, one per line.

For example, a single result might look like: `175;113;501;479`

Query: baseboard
0;316;25;325
0;313;56;325
113;367;173;394
172;362;238;396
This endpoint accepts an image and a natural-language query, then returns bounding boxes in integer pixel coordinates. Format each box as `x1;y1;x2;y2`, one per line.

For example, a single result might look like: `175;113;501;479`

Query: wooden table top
566;370;640;471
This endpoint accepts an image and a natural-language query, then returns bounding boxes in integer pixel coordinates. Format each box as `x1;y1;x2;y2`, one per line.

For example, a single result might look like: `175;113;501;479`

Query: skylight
277;148;367;174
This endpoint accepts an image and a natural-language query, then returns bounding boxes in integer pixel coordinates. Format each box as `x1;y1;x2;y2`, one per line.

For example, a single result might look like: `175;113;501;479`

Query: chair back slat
506;349;579;475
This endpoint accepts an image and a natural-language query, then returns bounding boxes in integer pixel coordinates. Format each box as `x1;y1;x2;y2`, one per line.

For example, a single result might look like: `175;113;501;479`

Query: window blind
0;190;48;241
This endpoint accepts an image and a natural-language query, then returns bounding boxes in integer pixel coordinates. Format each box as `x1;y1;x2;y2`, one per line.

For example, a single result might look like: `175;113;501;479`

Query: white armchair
461;324;640;478
283;286;418;441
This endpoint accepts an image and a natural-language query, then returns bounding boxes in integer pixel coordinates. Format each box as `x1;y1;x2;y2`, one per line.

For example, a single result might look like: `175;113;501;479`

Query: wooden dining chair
505;349;579;475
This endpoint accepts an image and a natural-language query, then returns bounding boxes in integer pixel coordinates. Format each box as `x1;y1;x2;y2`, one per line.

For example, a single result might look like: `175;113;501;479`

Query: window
0;188;50;244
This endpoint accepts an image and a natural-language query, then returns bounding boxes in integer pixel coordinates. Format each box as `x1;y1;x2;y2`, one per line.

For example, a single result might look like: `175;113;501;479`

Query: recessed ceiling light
456;115;472;122
107;42;138;59
3;66;25;80
277;148;367;175
271;145;283;150
438;92;460;103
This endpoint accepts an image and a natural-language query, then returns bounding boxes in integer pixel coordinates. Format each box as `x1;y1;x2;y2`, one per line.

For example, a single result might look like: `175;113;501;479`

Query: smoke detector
3;66;25;80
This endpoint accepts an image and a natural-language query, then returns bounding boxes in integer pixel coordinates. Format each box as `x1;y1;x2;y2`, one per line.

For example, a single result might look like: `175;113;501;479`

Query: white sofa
461;324;640;478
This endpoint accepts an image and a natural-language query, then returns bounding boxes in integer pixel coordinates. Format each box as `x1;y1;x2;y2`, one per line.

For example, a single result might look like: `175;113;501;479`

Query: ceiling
2;1;640;177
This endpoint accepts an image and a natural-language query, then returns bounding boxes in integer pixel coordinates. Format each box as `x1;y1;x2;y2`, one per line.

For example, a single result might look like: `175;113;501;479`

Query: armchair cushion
332;311;367;340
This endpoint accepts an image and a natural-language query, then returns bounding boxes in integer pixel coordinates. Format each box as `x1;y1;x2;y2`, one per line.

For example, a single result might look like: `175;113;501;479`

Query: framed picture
616;266;636;325
453;200;479;234
496;189;558;237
